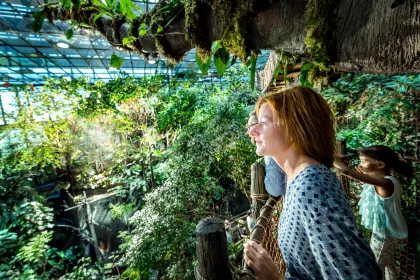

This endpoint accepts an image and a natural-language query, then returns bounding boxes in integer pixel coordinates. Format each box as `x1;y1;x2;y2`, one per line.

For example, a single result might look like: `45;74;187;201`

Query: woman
244;86;382;279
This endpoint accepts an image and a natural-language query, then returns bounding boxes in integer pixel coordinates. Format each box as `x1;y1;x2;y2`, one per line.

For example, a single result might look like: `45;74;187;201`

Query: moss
130;16;144;54
223;0;254;61
147;1;185;64
184;0;270;62
304;0;337;72
112;14;127;47
185;0;211;60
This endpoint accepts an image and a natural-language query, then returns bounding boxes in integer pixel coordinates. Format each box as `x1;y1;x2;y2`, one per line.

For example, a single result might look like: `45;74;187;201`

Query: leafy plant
110;54;124;69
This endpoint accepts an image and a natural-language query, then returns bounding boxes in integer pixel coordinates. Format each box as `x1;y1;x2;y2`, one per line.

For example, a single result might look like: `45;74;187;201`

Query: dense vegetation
0;66;258;279
0;69;419;279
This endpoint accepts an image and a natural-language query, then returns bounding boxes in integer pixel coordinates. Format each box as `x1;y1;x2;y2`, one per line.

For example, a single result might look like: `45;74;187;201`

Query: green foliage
214;46;230;77
120;66;259;278
322;73;420;152
122;35;137;46
59;257;103;280
249;54;258;90
110;54;124;69
156;87;201;132
195;53;211;75
65;28;74;40
71;0;81;9
110;202;136;219
119;0;141;21
91;0;141;22
32;11;45;32
0;230;18;257
16;232;52;263
299;62;314;87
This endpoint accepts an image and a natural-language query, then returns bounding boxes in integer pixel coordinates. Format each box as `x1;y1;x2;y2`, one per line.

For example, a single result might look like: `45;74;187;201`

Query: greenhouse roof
0;0;270;91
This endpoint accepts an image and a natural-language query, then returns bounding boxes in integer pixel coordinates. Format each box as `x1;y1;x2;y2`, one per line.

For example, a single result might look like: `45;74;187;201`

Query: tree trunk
44;0;420;73
83;191;103;262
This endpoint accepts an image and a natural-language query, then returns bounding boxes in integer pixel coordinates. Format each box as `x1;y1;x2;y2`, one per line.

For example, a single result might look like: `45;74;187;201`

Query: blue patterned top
278;165;382;279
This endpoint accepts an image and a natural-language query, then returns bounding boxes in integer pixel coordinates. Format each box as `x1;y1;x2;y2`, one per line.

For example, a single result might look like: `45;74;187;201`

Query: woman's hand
243;241;283;280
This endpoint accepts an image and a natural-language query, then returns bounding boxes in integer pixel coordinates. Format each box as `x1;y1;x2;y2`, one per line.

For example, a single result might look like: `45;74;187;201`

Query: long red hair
256;86;336;167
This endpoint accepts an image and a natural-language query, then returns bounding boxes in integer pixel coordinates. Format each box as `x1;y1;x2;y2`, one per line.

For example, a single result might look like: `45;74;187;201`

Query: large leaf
299;70;313;88
61;0;72;9
93;12;109;24
249;54;258;91
272;63;283;86
71;0;80;9
32;11;46;33
301;62;314;71
283;65;288;85
211;40;222;54
92;0;112;13
299;62;314;87
110;54;124;69
122;36;137;46
65;29;73;40
214;47;230;77
120;0;139;21
196;53;212;76
139;23;147;36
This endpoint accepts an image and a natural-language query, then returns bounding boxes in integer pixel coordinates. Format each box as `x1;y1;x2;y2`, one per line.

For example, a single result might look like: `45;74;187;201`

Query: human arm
333;160;394;190
264;157;286;197
243;241;286;280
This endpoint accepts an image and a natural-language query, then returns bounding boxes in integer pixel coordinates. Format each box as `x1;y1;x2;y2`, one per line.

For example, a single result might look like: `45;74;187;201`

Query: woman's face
248;103;290;157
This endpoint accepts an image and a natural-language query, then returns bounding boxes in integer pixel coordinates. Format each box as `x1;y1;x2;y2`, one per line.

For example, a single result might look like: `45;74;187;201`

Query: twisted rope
194;264;207;280
233;269;256;280
250;193;269;203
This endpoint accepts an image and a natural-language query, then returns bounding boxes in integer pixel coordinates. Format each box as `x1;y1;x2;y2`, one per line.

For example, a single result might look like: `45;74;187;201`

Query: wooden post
195;217;232;280
250;162;267;221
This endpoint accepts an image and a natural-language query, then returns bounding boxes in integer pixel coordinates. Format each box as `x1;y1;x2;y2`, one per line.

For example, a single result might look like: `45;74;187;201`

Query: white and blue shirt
278;164;382;279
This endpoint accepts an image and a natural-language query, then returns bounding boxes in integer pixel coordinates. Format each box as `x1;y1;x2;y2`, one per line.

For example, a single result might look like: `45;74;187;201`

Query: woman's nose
248;124;259;136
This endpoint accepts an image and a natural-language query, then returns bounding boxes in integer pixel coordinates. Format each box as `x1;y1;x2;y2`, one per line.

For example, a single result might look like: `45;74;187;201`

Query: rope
195;262;256;280
194;264;208;280
256;215;268;223
250;193;269;203
233;269;256;280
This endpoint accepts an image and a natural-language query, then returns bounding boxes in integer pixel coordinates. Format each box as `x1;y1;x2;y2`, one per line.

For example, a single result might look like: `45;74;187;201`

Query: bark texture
45;0;420;73
195;217;232;280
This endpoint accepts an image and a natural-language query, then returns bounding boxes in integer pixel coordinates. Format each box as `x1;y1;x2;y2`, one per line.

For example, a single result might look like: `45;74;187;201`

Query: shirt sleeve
264;156;286;197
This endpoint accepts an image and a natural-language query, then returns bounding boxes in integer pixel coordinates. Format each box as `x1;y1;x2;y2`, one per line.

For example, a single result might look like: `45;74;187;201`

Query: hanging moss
304;0;338;72
112;15;127;47
147;1;186;64
184;0;271;62
223;0;254;61
130;16;144;54
185;0;212;62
